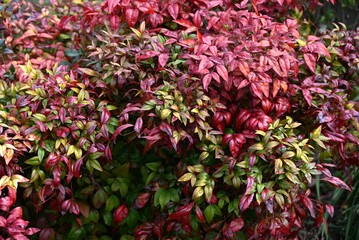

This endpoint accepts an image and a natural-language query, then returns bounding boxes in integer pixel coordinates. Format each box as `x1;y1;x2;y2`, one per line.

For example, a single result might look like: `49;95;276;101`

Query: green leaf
159;189;171;209
204;205;215;223
67;227;85;240
169;188;179;202
32;113;47;122
146;162;161;171
89;159;103;172
119;182;128;197
25;156;41;166
103;211;113;226
105;195;120;212
65;49;81;58
111;180;122;192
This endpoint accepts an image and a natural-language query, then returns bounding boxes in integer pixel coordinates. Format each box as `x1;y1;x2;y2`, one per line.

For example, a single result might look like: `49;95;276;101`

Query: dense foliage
0;0;358;239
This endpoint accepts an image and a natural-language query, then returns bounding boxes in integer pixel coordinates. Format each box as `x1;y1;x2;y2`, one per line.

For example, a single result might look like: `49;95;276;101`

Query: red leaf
195;205;205;223
125;8;139;27
169;203;194;220
134;193;151;208
114;204;128;224
301;195;315;218
229;217;244;232
134;117;143;134
216;65;229;82
167;4;179;20
107;0;120;13
315;204;324;226
322;177;351;191
173;19;194;28
304;53;316;73
158;54;169;68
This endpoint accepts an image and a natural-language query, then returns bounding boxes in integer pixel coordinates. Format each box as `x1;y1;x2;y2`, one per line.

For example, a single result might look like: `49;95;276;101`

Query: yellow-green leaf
79;68;100;77
178;173;193;182
160;109;171;120
193;187;204;199
282;151;295;159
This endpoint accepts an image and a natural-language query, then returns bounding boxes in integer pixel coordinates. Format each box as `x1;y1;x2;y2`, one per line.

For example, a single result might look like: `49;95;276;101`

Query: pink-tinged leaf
125;8;139;27
198;58;211;72
59;107;66;124
250;83;263;99
21;29;37;39
277;0;285;6
322;177;351;191
39;228;56;240
203;74;212;91
273;79;281;98
279;58;288;77
137;51;160;61
158;54;169;68
260;82;269;98
173;19;194;28
211;72;220;83
195;205;205;223
101;108;111;125
112;124;134;140
238;61;249;76
301;196;315;218
302;89;312;106
229;217;244;232
25;227;41;235
239;193;254;211
216;65;229;82
167;4;179;20
235;79;249;89
110;15;120;30
310;42;330;57
304;53;316;73
0;216;6;227
134;193;151;209
114;204;128;224
38;33;53;39
323;131;345;143
245;177;254;195
134;117;143;134
149;13;163;28
325;204;334;217
229;140;240;158
7;207;23;223
107;0;120;13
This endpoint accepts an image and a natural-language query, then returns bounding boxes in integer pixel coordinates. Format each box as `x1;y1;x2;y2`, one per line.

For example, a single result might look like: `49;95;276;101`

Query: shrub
0;0;357;239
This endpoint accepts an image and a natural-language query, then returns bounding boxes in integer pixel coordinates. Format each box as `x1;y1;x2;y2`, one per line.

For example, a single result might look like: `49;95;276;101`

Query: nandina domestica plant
0;0;357;239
